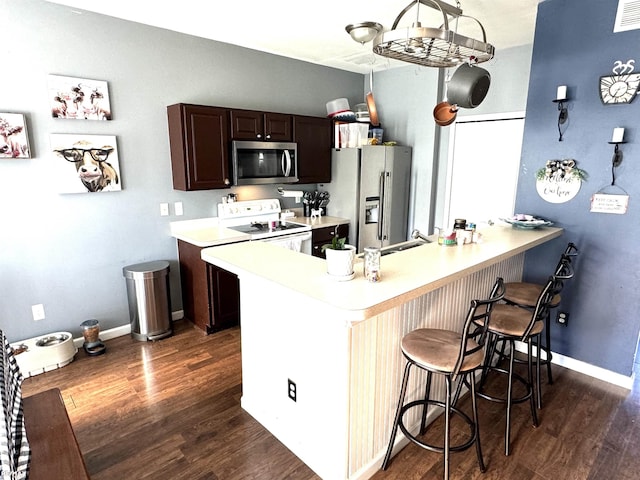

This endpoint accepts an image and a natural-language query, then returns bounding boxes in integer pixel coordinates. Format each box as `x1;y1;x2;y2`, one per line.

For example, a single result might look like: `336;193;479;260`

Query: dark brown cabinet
294;115;333;184
230;110;292;141
168;104;231;191
312;223;350;258
177;240;239;333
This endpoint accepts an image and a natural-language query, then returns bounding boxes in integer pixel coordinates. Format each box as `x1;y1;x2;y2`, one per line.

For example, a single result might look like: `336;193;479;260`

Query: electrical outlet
174;202;183;216
160;203;169;216
557;311;569;326
32;304;45;321
288;379;297;402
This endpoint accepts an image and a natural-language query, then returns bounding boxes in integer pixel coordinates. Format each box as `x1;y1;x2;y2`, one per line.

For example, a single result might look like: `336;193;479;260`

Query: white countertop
170;217;250;247
201;225;563;321
170;215;350;248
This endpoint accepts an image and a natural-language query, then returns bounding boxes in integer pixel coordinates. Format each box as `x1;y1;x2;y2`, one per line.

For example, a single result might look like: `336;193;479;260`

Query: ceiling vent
614;0;640;32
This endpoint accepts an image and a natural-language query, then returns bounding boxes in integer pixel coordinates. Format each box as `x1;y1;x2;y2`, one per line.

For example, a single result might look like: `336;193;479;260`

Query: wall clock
599;59;640;105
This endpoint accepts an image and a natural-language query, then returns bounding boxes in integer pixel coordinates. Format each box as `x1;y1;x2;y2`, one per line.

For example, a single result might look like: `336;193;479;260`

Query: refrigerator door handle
378;172;386;241
381;171;391;240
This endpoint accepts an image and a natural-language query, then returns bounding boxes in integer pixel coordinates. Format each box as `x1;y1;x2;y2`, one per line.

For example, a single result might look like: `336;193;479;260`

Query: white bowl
326;98;350;117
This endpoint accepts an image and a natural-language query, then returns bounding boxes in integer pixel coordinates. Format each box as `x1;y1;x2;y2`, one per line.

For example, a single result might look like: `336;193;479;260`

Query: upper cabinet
230;110;292;141
294;115;332;184
168;103;332;190
167;104;231;191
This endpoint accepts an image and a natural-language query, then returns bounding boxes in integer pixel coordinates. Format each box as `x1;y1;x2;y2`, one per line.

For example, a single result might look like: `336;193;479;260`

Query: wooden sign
590;193;629;214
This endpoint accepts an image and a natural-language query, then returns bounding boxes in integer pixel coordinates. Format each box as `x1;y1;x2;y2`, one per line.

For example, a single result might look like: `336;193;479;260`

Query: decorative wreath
536;159;588;182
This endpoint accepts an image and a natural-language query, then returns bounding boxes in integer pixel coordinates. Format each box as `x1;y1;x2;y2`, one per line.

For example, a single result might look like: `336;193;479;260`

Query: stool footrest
477;367;533;405
398;399;477;454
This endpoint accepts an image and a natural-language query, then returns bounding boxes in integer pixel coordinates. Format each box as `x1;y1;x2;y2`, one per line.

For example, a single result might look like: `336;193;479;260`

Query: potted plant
322;235;356;280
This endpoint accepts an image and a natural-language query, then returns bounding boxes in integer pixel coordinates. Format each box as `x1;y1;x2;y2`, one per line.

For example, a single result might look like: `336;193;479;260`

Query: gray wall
0;0;363;341
516;0;640;376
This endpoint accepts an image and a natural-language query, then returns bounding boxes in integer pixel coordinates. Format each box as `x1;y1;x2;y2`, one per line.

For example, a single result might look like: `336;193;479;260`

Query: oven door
259;231;312;255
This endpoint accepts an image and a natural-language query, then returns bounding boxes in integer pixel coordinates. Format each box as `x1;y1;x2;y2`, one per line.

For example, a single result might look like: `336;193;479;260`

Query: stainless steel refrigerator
321;145;412;252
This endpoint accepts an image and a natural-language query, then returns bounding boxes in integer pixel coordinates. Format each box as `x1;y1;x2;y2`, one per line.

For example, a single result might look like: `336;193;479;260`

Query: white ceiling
45;0;541;74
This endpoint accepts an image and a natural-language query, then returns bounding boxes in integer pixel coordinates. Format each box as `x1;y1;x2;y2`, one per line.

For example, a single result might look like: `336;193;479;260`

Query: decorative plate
501;215;553;229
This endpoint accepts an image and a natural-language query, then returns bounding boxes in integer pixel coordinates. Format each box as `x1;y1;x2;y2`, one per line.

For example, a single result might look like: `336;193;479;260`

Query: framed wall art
50;134;121;193
0;113;31;158
48;74;112;120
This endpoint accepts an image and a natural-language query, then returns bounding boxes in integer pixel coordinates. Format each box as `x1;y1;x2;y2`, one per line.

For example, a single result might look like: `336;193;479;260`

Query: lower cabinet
311;223;350;258
177;240;239;333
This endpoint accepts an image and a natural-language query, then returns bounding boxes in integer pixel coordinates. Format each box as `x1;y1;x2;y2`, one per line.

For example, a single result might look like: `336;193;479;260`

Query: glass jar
363;247;381;282
80;319;100;345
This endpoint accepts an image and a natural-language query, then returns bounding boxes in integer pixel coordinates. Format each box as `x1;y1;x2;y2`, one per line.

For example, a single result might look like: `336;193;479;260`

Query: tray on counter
500;215;553;229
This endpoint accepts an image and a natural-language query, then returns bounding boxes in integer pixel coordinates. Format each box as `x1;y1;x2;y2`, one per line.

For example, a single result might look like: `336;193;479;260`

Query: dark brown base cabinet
177;240;239;334
311;224;350;258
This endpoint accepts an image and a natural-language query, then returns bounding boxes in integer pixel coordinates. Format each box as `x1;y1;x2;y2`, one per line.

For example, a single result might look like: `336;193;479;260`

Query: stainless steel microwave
232;140;298;185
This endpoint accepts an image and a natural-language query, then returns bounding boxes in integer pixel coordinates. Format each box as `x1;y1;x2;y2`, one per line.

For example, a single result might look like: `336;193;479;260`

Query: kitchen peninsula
201;225;562;480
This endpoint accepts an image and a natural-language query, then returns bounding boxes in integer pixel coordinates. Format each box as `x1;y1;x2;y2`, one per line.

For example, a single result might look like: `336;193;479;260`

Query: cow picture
48;75;112;121
51;134;122;193
0;113;30;158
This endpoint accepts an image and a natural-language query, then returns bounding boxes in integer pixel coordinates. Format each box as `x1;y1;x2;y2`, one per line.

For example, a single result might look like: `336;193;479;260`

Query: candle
556;85;567;101
612;127;625;143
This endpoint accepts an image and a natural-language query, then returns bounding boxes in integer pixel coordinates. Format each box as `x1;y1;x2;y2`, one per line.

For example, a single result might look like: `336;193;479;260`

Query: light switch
32;304;45;321
174;202;183;216
160;203;169;216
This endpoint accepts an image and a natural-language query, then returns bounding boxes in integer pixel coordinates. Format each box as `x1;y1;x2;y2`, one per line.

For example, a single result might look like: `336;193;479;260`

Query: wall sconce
553;85;569;141
608;127;626;186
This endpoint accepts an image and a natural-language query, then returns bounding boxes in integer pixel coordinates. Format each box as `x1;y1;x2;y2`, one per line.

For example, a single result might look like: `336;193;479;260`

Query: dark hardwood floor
22;320;640;480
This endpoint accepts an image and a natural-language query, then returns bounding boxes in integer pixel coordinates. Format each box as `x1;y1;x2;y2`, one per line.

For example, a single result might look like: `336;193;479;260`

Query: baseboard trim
72;310;184;348
514;342;633;390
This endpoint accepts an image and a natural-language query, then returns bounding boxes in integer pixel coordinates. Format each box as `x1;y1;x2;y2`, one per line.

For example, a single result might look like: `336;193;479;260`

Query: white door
444;113;525;228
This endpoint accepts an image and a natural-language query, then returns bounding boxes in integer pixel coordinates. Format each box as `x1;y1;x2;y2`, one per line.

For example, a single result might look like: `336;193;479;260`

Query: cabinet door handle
224;178;230;185
256;133;262;139
266;134;271;139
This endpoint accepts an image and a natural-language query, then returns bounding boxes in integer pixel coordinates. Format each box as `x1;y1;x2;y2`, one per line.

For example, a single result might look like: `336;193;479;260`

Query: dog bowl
11;332;77;378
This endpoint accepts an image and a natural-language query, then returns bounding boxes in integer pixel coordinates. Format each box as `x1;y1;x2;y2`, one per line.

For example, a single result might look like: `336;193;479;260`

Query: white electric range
217;199;312;254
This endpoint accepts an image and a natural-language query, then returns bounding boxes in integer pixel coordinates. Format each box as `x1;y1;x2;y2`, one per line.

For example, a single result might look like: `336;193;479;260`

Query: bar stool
381;277;505;480
477;265;572;456
503;242;578;385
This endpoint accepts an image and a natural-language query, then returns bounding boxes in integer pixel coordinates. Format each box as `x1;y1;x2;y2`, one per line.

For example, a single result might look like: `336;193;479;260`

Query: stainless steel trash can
123;260;172;341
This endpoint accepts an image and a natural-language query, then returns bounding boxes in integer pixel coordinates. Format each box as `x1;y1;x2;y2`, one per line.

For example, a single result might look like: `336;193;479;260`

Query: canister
363;247;381;282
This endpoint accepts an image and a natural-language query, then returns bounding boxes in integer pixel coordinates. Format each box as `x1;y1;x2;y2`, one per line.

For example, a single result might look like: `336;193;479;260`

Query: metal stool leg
382;361;412;469
443;376;452;479
505;339;515;456
469;369;486;472
545;312;554;384
420;371;433;434
528;338;539;424
535;334;543;410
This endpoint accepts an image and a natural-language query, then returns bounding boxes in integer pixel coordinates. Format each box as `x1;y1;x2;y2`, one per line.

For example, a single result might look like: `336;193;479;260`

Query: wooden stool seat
504;282;561;308
402;329;484;374
488;304;544;338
